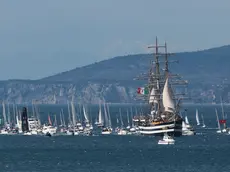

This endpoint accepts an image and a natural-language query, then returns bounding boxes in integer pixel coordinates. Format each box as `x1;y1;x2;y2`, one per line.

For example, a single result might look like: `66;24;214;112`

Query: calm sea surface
0;104;230;172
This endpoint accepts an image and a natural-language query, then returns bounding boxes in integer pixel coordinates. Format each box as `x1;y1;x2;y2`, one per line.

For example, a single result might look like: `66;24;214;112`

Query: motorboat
158;133;175;145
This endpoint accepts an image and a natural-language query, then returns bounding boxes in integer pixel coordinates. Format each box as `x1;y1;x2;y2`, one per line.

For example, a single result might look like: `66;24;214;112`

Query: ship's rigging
135;37;188;113
133;37;189;136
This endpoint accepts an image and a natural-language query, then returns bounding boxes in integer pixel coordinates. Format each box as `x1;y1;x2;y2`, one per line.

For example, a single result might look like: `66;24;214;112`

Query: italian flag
137;87;149;95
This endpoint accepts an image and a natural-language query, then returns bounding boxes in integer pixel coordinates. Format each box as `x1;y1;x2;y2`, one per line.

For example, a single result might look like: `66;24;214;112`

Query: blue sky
0;0;230;80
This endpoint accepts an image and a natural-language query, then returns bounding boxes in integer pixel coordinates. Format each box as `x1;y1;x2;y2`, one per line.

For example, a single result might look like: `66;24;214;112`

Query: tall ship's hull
138;120;182;136
134;115;183;137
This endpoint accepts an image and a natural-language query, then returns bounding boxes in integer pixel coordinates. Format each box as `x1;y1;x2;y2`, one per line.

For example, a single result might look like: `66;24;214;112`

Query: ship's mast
164;42;169;78
135;37;188;116
147;37;165;116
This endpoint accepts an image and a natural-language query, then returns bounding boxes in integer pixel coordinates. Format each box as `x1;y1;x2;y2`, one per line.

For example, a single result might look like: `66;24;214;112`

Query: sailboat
201;114;206;128
101;103;112;135
129;107;137;133
185;115;189;124
21;107;31;135
126;109;131;130
138;77;183;136
220;97;228;133
115;114;120;133
158;132;175;145
132;38;187;137
182;112;195;136
83;105;90;127
159;119;176;145
215;108;222;133
42;115;57;136
76;104;83;132
16;113;22;134
82;105;93;135
68;97;79;136
196;109;200;126
95;103;104;127
117;108;127;135
0;101;9;134
107;103;113;132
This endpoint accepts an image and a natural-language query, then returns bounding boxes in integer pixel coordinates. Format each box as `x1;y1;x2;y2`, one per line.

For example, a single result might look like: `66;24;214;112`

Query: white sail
185;116;189;124
67;101;72;125
98;103;103;124
182;121;186;128
126;109;130;126
16;114;19;127
116;115;119;125
2;101;7;126
103;103;108;127
16;114;22;132
83;105;89;123
119;108;124;128
201;114;206;127
162;78;175;113
60;111;63;126
215;108;221;131
107;104;112;128
196;109;200;125
220;97;225;119
71;99;76;127
149;88;158;104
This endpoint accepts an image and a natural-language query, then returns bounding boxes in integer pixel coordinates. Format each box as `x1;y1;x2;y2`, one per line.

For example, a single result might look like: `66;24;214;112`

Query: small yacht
89;124;93;130
0;128;9;135
130;127;136;132
76;122;84;132
182;121;195;136
101;127;112;135
42;124;57;136
222;128;228;133
158;133;175;145
117;128;127;135
217;130;222;133
215;108;222;133
85;123;90;128
31;129;38;135
23;131;32;136
73;130;80;135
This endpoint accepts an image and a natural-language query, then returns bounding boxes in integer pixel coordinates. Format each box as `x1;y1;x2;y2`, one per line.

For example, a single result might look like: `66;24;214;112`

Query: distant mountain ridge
41;45;230;84
1;45;230;104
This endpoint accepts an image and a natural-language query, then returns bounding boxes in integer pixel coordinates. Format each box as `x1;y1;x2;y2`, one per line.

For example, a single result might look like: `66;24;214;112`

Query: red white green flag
137;87;149;95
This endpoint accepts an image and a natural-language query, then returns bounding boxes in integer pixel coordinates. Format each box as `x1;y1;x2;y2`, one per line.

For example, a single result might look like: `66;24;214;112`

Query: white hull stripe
140;129;182;135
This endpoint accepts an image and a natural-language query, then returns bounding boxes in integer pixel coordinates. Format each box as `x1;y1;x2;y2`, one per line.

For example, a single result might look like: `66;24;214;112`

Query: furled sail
162;78;175;113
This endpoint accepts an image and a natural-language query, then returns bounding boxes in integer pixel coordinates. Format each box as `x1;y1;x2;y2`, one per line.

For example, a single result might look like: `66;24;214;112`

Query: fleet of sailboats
0;98;229;141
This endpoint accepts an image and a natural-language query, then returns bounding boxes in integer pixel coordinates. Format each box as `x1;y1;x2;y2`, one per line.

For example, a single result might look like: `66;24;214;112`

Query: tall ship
133;38;188;137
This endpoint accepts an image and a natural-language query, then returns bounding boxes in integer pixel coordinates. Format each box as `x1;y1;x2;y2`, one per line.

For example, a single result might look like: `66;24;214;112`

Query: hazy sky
0;0;230;80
